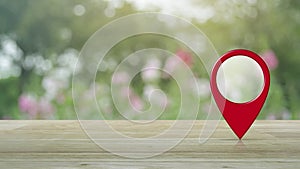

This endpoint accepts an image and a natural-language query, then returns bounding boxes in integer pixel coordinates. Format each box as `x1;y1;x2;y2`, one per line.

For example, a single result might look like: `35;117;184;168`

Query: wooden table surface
0;120;299;169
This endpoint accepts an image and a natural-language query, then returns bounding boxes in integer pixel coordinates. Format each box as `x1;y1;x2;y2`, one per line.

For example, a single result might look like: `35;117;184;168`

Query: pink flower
130;95;144;111
121;87;144;111
19;95;29;112
39;98;55;115
18;94;39;117
261;50;278;70
163;49;193;78
18;94;55;119
162;50;193;78
266;114;277;120
176;49;193;67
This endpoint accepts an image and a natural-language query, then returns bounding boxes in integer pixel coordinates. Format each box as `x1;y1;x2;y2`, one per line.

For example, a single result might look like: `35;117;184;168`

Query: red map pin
210;49;270;139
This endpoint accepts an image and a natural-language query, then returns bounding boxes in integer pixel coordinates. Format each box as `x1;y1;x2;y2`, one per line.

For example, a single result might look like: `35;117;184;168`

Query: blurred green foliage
0;0;299;119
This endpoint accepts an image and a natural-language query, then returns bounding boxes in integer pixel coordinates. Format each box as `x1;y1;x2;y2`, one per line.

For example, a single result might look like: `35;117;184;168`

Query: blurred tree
0;0;138;119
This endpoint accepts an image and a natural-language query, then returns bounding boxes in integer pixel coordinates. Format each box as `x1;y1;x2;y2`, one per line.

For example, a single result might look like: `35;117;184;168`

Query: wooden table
0;120;299;168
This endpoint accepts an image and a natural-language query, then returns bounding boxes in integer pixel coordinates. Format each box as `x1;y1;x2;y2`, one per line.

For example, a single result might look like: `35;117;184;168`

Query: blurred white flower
143;85;168;109
73;4;86;16
1;37;23;60
57;49;79;72
0;37;23;79
42;68;70;100
23;54;52;75
42;49;79;100
141;58;161;82
163;56;180;77
143;85;156;99
196;78;210;98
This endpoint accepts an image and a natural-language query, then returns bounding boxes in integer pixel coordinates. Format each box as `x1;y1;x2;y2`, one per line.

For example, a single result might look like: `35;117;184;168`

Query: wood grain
0;120;299;168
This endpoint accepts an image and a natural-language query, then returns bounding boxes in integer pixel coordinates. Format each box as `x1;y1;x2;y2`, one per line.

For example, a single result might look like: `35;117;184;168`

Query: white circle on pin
216;55;264;103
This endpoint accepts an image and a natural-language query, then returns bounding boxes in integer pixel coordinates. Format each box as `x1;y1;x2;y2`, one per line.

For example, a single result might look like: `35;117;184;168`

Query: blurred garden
0;0;299;120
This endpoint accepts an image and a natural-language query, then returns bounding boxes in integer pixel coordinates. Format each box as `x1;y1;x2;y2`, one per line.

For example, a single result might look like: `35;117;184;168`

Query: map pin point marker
210;49;270;139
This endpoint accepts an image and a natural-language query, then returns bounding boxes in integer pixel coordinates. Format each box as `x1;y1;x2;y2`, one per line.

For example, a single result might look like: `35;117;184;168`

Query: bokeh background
0;0;299;120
